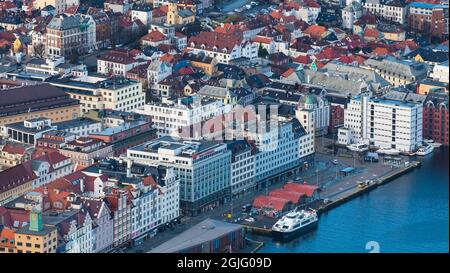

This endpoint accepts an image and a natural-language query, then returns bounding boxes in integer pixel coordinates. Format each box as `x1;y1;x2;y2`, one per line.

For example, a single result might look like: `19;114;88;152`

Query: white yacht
424;139;442;148
272;209;318;240
377;147;400;155
415;144;434;156
347;143;369;152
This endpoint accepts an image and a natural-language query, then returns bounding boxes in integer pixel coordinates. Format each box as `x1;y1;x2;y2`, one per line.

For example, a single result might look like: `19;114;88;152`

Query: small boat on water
347;142;369;152
272;208;318;240
423;139;442;148
415;144;434;156
377;147;400;155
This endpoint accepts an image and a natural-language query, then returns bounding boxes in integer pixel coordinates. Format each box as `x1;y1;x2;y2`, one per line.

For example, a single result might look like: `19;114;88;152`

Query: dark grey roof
47;14;82;30
149;219;243;253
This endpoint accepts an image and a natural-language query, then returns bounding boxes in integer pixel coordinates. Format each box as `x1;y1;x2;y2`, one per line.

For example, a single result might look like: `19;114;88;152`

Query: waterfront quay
234;149;422;236
124;143;422;253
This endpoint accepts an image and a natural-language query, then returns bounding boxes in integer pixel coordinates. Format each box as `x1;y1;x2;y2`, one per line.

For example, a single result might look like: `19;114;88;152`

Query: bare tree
33;43;46;58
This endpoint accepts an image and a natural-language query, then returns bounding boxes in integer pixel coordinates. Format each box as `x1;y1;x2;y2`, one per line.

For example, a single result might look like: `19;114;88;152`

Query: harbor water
255;147;449;253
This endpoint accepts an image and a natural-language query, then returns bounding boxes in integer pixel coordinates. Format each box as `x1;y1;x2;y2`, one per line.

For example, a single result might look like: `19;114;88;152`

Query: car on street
245;217;255;222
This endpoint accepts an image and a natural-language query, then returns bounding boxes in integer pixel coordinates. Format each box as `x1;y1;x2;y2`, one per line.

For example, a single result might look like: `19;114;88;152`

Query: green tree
258;42;269;58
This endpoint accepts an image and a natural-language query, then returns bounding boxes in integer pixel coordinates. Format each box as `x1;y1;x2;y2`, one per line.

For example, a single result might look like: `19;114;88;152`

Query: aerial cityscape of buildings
0;0;448;254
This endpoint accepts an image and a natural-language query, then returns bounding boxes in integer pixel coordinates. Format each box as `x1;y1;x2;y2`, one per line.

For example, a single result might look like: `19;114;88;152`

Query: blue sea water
257;148;449;253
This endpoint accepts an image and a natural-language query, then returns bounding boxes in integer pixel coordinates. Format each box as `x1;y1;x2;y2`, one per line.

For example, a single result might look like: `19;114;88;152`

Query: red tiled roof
270;10;282;19
0;1;17;10
281;67;295;78
0;160;37;194
97;49;136;64
269;189;303;204
253;195;290;212
153;6;167;17
293;54;311;64
364;28;379;39
373;47;390;56
303;25;327;39
283;182;318;197
0;227;15;248
141;30;167;42
0;207;30;229
1;143;27;155
253;36;272;44
35;151;69;166
188;31;243;52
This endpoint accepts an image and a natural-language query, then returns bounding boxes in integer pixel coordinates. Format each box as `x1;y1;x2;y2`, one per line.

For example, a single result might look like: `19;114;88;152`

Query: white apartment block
250;116;315;184
134;95;230;137
97;50;148;77
227;140;256;197
338;95;423;152
125;165;179;242
342;1;363;30
131;5;153;26
127;137;231;216
430;61;449;83
63;213;94;253
187;32;258;64
363;0;407;24
50;76;145;113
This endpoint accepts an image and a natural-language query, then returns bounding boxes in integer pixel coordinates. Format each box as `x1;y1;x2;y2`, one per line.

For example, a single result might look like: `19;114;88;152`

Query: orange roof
253;195;290;212
142;30;167;42
283;182;318;197
303;25;327;39
0;227;15;248
270;10;282;19
373;47;390;56
364;28;379;39
253;36;272;44
281;67;295;78
293;54;311;64
215;23;241;34
269;189;303;204
160;54;173;63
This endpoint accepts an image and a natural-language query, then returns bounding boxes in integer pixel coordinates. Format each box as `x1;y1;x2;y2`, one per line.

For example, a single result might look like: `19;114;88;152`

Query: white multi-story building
127;167;179;244
80;198;114;253
226;140;256;197
97;50;148;77
62;212;94;253
187;32;258;64
338;94;423;152
250;115;315;185
297;94;330;136
430;61;449;83
131;4;153;26
127;137;231;217
147;60;172;90
342;1;363;30
363;0;407;24
134;95;230;137
50;76;145;113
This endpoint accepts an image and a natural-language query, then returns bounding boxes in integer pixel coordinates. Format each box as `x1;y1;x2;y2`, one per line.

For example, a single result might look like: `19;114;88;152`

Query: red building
423;91;449;146
329;105;345;133
408;2;449;41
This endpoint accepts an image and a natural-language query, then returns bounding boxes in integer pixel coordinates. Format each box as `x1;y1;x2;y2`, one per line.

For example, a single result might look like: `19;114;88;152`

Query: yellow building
167;2;195;26
184;53;218;76
417;80;448;95
14;208;58;253
0;84;81;127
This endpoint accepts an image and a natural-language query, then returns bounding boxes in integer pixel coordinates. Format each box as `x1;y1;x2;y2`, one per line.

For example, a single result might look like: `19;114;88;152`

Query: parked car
242;203;252;212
